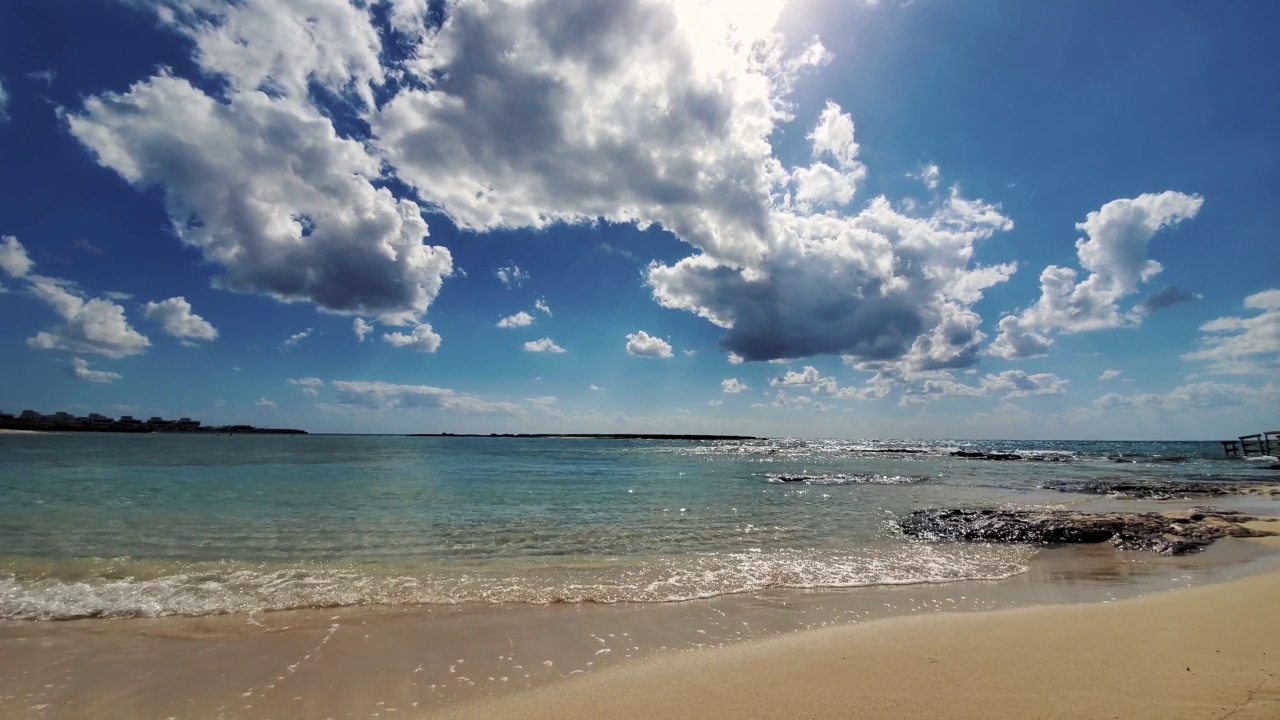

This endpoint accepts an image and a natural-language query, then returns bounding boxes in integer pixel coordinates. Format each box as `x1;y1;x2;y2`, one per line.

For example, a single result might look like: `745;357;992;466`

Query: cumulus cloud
523;337;566;353
281;328;313;349
143;296;218;340
625;331;673;358
142;0;386;109
383;323;442;352
498;311;535;328
721;378;749;394
1099;370;1122;381
1135;285;1199;315
67;73;453;326
68;357;122;384
353;317;374;342
770;366;820;386
71;0;1022;368
1182;288;1280;375
727;352;745;364
332;380;523;415
26;276;151;358
495;264;529;288
534;297;552;316
0;236;33;278
255;397;278;409
651;189;1016;364
589;384;602;391
990;191;1203;359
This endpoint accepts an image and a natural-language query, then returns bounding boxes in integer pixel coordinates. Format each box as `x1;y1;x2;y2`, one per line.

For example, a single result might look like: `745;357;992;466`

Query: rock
950;450;1023;461
899;507;1275;555
1041;480;1280;500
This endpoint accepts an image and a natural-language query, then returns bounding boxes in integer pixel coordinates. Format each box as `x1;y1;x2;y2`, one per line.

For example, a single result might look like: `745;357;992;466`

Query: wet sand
445;540;1280;720
2;524;1279;719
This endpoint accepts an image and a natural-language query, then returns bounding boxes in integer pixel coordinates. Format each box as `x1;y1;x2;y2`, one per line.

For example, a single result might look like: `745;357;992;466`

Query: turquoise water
1;434;1275;620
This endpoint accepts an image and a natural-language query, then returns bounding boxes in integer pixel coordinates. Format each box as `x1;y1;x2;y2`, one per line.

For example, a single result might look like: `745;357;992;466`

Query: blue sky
0;0;1277;439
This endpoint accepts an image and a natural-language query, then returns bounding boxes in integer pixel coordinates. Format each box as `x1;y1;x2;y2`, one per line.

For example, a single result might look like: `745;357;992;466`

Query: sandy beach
0;526;1276;720
442;552;1280;720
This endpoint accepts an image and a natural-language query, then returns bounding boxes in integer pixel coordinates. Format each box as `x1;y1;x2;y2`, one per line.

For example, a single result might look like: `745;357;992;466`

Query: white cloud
649;188;1016;364
331;380;523;415
910;163;941;190
281;328;312;349
289;377;323;397
991;191;1203;359
727;352;745;364
353;317;374;342
683;349;696;357
1099;369;1122;381
625;331;673;358
525;395;557;407
383;323;442;352
143;296;218;340
1096;381;1279;413
141;0;386;109
255;397;277;409
68;357;122;384
498;311;535;328
495;264;529;288
523;337;566;354
770;366;820;386
78;1;1019;369
0;236;33;278
721;378;749;394
27;69;56;85
67;72;453;326
103;290;132;301
26;276;150;358
708;399;724;406
789;101;866;210
534;297;552;316
1182;289;1280;375
978;370;1068;399
589;384;602;391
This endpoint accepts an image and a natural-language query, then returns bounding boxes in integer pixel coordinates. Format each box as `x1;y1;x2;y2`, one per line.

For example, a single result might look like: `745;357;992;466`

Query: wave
0;544;1031;621
762;473;928;485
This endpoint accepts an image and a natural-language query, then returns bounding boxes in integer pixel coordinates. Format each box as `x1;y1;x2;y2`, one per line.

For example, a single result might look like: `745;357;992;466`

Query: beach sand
440;531;1280;720
2;530;1278;719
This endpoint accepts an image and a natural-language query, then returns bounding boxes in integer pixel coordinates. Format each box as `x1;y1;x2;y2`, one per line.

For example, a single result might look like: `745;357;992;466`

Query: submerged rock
1042;479;1280;500
950;450;1024;461
900;507;1275;555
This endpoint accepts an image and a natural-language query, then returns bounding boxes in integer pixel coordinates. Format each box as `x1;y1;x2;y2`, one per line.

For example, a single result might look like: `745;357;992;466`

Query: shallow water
1;434;1276;620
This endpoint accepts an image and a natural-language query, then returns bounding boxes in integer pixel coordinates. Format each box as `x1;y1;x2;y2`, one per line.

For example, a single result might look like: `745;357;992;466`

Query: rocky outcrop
1041;479;1280;500
900;507;1275;555
950;450;1024;460
947;451;1073;462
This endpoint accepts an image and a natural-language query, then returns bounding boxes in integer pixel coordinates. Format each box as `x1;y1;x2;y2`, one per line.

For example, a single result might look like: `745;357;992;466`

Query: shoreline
440;558;1280;720
3;525;1279;719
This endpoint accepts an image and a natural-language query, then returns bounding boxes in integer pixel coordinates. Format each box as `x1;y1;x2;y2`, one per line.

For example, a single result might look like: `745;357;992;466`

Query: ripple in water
0;543;1033;621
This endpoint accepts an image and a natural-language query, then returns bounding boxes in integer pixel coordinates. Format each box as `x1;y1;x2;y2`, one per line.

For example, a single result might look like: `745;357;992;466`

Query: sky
0;0;1277;440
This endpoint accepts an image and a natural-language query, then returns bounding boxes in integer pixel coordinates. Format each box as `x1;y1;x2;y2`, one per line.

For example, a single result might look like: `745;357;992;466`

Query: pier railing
1223;431;1279;457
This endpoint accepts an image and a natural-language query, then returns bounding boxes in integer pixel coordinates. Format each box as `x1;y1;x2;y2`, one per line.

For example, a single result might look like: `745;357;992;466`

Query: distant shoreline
407;433;761;440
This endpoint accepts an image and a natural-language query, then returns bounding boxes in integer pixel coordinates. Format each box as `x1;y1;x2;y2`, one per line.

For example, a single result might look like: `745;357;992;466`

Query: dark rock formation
950;450;1024;460
1041;480;1280;500
900;507;1275;555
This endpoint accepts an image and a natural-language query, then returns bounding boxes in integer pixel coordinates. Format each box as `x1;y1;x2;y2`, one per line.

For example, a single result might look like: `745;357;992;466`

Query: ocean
2;434;1277;622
